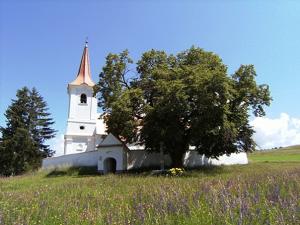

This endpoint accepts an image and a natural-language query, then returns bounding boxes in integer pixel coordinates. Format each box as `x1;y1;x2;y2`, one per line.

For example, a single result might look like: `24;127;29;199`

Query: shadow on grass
180;165;228;178
123;165;226;177
188;165;225;174
45;165;227;178
45;166;98;178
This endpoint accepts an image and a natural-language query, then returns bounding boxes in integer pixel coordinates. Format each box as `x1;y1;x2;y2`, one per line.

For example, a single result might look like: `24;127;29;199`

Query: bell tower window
80;94;87;104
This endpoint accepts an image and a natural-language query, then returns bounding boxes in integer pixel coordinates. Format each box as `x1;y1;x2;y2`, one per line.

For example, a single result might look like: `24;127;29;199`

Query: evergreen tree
0;128;38;176
0;87;56;176
28;88;56;157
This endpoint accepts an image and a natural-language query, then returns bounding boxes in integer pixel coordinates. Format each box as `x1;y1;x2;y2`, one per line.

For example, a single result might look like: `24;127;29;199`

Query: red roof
70;44;95;87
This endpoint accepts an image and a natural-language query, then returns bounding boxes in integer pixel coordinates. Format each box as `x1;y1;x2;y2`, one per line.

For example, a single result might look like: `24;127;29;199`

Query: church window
80;126;85;130
80;94;87;104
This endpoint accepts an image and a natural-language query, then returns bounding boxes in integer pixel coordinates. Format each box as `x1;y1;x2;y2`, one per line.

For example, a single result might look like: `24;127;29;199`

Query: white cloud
250;113;300;149
48;134;64;156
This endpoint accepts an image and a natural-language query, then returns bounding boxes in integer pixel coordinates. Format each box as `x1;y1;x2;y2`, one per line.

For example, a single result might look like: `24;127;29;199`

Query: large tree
95;47;271;167
0;87;56;176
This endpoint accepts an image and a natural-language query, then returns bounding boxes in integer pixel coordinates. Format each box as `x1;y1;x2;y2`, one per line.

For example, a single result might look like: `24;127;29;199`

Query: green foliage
0;87;56;176
0;128;39;176
95;47;271;167
94;50;133;111
27;88;56;157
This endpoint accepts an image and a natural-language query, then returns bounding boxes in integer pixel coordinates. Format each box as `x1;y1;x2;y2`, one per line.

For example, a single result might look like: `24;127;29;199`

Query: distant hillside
249;145;300;162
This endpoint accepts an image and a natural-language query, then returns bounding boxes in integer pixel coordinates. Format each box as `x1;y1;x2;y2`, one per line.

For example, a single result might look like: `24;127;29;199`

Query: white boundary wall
128;151;248;169
43;149;248;170
42;151;101;169
184;151;248;167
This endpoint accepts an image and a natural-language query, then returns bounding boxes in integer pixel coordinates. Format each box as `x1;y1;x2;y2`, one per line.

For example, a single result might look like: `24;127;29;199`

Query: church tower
64;42;98;154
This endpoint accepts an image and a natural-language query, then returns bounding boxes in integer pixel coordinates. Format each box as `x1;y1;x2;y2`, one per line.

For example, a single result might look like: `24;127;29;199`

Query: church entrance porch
103;157;117;174
97;133;128;173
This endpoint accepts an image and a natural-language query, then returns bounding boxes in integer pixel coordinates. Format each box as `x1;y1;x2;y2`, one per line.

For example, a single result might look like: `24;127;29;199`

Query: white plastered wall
184;151;248;167
64;84;98;155
128;151;248;169
67;85;97;121
64;135;96;154
42;151;101;169
43;149;248;171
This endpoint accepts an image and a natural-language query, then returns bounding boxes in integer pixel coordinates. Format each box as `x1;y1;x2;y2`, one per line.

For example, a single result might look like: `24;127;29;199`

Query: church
42;44;248;173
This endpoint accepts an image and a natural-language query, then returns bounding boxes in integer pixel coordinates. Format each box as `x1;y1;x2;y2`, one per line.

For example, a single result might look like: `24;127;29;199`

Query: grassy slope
249;145;300;162
0;146;299;225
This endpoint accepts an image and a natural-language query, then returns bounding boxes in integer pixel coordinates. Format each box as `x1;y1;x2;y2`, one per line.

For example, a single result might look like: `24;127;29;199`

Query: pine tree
28;88;56;157
0;87;56;176
0;128;38;176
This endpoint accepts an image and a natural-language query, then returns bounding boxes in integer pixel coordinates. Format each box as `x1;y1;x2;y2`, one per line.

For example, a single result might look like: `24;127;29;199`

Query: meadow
0;147;299;225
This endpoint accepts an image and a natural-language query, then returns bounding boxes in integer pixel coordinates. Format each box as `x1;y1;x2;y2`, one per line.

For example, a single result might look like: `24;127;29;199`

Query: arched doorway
103;157;117;174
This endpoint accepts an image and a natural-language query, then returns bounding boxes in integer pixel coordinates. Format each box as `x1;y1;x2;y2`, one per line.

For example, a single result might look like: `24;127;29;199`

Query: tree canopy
95;47;271;167
0;87;56;176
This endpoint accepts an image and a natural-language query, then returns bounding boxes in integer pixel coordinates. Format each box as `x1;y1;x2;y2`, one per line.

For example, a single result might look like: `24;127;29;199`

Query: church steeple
70;42;95;87
65;42;98;155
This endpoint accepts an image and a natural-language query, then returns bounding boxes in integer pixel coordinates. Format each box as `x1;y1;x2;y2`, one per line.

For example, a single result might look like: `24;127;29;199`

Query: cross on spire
85;37;88;47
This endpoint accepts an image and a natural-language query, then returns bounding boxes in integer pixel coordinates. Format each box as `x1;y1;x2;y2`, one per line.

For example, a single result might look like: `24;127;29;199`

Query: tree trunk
170;152;185;168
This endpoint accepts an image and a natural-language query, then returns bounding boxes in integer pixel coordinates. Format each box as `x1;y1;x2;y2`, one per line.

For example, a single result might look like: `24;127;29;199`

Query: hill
0;147;299;225
249;145;300;162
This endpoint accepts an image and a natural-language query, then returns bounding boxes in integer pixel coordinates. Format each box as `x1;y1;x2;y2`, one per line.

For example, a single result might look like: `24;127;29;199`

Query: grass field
249;145;300;163
0;147;299;225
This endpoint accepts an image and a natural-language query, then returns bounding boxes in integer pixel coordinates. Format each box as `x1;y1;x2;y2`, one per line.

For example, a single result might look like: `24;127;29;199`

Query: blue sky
1;0;300;152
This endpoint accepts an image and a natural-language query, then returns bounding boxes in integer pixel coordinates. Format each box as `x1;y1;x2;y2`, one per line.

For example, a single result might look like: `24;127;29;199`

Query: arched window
80;94;87;104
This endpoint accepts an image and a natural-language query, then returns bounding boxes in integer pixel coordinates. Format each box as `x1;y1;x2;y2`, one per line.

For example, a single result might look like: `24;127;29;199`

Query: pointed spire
69;41;95;87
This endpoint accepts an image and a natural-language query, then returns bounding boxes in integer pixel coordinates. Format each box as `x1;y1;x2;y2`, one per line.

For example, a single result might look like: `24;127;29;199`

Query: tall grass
0;163;299;224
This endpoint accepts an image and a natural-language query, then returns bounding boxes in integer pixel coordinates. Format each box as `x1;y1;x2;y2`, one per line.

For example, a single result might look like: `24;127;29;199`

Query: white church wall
96;119;106;135
64;135;96;155
42;151;101;169
65;85;98;154
91;97;98;120
68;85;97;121
66;120;96;136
